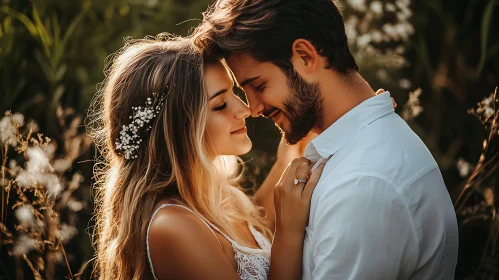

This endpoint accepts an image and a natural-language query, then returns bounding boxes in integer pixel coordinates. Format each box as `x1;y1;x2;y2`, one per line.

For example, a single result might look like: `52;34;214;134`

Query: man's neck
313;71;375;134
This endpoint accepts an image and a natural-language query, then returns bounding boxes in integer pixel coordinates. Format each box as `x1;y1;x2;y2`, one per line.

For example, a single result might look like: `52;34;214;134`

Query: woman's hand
268;158;325;280
273;157;325;236
376;88;397;108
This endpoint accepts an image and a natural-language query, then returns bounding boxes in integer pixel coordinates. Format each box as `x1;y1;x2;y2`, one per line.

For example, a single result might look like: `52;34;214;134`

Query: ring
294;179;307;185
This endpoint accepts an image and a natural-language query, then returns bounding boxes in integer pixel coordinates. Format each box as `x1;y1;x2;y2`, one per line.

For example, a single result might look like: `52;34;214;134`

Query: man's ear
290;39;319;75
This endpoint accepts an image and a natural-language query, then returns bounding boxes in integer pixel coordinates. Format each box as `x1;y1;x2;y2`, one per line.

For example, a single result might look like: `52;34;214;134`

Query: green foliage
0;0;497;279
0;0;210;136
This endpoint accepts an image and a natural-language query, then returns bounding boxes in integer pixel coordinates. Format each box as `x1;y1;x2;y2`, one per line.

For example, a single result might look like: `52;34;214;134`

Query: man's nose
245;91;265;117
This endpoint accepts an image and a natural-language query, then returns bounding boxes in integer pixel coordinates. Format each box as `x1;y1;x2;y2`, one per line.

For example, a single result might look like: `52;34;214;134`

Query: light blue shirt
303;92;458;279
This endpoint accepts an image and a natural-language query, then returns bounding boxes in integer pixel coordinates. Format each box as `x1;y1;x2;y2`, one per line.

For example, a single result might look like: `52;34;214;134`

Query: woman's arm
252;160;286;230
268;158;325;280
253;133;316;229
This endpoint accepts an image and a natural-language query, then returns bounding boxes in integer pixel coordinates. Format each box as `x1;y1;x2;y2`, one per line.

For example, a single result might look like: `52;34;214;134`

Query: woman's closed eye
213;102;227;111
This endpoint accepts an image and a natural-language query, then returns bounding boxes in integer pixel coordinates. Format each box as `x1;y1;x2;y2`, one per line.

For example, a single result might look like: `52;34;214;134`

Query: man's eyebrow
209;89;227;100
239;76;260;87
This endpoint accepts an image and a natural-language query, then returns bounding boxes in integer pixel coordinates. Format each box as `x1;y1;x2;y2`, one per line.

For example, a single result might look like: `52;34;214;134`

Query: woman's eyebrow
209;89;228;100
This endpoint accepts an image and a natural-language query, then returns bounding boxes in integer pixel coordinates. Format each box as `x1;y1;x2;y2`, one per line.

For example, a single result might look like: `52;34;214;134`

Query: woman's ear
290;39;320;75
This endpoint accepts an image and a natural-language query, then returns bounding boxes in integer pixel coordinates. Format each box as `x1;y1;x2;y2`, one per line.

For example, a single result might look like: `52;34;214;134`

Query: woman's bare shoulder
147;206;240;279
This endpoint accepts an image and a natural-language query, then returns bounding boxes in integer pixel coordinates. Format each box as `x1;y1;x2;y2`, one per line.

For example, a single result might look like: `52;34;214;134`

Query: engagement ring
294;179;307;185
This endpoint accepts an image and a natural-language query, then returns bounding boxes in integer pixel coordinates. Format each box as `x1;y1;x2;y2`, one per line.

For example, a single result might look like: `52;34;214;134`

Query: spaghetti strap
146;203;224;280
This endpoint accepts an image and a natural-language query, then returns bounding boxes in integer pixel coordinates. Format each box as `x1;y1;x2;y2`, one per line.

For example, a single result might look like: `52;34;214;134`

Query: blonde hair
87;34;272;280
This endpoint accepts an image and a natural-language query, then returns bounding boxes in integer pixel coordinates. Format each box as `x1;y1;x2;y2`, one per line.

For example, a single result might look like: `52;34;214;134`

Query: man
193;0;459;279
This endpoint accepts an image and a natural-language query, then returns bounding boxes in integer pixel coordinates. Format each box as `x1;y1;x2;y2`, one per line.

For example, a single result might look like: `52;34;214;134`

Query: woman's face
205;61;252;156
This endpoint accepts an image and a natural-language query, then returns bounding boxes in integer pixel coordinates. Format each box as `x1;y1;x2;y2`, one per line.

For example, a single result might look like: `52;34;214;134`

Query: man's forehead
226;53;265;82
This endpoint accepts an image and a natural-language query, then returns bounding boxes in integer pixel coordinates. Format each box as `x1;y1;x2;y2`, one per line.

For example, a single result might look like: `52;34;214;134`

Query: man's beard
280;69;324;144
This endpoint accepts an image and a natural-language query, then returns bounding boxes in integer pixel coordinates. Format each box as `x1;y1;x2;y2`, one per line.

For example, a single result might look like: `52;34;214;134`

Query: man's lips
265;109;280;119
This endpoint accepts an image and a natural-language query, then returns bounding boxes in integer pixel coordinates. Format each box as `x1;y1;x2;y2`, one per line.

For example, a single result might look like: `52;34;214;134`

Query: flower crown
115;92;168;159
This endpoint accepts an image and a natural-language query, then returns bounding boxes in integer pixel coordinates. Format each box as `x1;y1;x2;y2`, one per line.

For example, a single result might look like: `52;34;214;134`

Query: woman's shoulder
147;204;240;279
148;204;211;246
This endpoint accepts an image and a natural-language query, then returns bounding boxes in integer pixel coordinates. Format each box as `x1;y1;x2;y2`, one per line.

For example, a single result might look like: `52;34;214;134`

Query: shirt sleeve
309;174;419;279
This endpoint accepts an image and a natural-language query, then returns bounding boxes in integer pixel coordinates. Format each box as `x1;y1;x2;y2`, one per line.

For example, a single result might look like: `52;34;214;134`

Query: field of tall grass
1;0;498;279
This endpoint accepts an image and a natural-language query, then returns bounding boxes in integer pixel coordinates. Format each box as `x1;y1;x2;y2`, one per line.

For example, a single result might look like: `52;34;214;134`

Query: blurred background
0;0;498;279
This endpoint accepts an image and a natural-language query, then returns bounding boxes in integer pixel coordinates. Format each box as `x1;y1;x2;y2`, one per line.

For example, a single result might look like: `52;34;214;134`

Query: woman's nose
234;97;251;120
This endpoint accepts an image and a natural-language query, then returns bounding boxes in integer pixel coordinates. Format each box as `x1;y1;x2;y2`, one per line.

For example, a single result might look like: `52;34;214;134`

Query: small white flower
26;147;50;172
347;0;366;12
370;1;383;16
16;170;33;187
15;205;35;226
115;92;167;159
484;107;494;118
43;173;62;197
13;235;37;256
11;113;24;125
457;158;473;178
57;224;78;243
357;34;372;47
386;3;396;12
402;88;424;121
371;30;383;43
68;200;84;212
0;116;15;146
53;158;72;172
399;78;412;89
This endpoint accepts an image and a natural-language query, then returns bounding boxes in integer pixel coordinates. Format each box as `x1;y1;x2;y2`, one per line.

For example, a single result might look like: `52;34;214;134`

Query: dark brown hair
193;0;359;74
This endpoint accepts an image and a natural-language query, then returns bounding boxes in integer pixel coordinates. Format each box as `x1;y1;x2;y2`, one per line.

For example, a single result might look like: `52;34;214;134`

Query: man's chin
283;127;312;145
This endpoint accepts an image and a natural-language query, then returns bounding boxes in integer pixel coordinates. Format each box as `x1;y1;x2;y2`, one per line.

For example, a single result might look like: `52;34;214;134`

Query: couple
90;0;459;279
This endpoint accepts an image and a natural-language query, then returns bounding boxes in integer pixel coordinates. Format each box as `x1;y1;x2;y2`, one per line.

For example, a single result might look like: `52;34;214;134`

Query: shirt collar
305;91;395;160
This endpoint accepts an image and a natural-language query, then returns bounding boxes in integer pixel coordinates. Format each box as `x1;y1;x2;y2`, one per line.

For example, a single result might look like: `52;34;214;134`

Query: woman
88;34;324;280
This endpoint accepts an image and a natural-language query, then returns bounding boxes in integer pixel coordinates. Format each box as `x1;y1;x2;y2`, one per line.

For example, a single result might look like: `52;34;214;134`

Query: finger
301;162;326;199
283;157;310;188
293;162;311;192
276;162;292;187
391;97;397;108
375;89;385;95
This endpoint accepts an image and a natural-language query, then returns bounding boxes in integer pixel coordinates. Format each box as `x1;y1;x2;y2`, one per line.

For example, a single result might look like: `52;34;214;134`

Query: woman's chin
234;138;252;155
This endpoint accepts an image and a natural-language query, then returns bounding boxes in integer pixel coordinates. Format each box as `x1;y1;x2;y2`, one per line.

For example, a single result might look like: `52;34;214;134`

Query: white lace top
146;204;271;280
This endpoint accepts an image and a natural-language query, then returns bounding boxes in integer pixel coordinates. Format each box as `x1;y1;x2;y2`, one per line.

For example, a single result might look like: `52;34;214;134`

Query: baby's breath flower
115;92;168;160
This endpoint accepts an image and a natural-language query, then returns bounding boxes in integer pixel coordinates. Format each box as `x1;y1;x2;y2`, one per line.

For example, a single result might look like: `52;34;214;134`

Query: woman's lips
231;126;247;134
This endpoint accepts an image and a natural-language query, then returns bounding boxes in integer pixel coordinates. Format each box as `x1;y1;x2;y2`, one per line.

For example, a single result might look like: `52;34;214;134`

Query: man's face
227;53;324;144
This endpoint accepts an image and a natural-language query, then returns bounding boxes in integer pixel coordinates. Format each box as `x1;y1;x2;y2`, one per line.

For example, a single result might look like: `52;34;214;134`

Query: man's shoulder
330;115;439;184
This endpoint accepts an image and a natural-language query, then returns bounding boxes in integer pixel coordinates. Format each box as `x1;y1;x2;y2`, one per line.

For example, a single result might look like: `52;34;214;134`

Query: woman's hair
86;34;272;280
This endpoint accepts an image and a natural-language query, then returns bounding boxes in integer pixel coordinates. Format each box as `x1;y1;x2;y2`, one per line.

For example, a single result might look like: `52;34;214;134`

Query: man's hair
193;0;359;74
